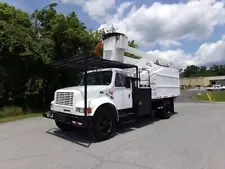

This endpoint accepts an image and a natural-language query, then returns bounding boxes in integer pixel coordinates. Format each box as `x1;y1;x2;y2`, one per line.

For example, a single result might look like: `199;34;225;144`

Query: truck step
120;118;136;125
119;113;136;125
119;112;135;119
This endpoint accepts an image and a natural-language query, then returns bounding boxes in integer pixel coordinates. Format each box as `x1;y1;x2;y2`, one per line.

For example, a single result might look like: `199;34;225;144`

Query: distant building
180;75;225;88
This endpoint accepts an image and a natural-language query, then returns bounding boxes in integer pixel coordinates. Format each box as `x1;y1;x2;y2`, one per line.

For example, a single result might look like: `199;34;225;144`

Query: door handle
128;94;130;98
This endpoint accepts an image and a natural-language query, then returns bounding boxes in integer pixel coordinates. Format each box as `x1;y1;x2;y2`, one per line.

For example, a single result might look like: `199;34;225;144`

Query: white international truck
43;33;180;141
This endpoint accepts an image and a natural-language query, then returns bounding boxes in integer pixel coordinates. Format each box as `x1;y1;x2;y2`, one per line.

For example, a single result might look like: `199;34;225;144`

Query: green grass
194;90;225;102
0;106;42;124
0;113;42;123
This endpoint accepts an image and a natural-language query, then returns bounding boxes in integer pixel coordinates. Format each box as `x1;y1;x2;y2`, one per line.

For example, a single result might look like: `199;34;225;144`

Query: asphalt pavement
175;90;202;103
0;91;225;169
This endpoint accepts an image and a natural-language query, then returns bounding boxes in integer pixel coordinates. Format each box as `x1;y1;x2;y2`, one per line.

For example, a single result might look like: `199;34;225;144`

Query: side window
115;73;124;87
115;73;130;88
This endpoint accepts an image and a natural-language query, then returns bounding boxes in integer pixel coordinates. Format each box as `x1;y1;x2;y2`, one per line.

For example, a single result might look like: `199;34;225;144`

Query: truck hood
57;85;108;93
56;85;109;99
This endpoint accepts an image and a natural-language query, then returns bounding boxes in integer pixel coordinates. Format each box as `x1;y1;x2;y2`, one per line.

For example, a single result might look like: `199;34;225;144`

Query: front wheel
89;108;116;142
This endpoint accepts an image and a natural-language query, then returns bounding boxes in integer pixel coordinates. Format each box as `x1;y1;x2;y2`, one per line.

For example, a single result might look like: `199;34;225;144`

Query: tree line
0;3;139;110
181;65;225;78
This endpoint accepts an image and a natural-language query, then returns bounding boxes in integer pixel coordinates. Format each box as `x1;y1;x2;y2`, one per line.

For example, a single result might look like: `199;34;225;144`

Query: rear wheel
169;98;175;114
89;107;116;141
161;99;173;119
55;121;73;131
161;105;170;119
155;99;173;119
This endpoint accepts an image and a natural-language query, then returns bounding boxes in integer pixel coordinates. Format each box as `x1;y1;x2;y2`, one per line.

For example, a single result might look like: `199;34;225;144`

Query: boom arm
102;33;171;67
126;46;171;66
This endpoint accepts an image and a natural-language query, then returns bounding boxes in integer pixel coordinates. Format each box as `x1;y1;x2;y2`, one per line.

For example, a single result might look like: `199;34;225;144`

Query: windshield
80;71;112;86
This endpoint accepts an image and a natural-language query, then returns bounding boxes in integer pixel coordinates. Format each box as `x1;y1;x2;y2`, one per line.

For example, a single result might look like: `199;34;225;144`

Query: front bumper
43;111;92;128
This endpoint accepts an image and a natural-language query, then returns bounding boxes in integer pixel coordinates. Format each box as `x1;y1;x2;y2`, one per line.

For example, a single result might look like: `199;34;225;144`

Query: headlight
76;107;84;113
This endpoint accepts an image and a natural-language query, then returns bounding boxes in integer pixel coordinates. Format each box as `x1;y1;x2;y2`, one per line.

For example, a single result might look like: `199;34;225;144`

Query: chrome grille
55;92;74;106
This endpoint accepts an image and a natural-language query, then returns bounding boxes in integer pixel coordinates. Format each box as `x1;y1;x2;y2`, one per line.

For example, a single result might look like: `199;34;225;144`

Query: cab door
122;75;133;109
113;72;132;110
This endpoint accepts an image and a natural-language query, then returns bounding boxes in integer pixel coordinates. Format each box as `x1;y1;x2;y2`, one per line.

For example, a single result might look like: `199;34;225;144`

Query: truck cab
49;68;137;141
51;68;133;117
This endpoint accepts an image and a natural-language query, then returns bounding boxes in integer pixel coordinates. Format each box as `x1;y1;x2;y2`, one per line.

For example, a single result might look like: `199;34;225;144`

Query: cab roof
53;56;137;72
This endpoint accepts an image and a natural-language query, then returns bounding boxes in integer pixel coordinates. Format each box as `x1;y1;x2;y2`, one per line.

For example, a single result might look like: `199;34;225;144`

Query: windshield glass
80;71;112;86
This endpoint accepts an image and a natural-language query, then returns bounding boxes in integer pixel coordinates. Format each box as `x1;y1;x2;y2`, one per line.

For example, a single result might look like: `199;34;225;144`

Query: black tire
155;99;172;119
55;121;73;131
89;107;116;142
161;100;171;119
169;98;175;114
155;108;162;118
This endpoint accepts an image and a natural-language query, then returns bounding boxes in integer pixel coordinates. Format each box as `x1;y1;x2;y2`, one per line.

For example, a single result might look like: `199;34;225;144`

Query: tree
32;9;97;59
29;9;101;108
95;25;140;59
98;25;118;35
182;65;200;77
0;2;102;109
125;40;140;59
181;64;225;78
199;66;207;73
0;2;54;108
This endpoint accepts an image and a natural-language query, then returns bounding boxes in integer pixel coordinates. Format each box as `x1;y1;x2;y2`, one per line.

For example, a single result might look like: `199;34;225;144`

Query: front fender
90;96;119;121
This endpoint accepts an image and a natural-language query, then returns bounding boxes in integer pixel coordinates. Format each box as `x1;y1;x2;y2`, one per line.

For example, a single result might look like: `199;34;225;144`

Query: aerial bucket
102;33;128;63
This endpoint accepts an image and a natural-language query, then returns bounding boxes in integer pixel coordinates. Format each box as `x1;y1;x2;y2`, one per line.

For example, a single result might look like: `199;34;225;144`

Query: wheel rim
98;115;112;135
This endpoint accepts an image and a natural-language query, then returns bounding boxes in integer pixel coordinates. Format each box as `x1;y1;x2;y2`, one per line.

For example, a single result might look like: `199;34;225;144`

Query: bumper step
43;111;91;128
